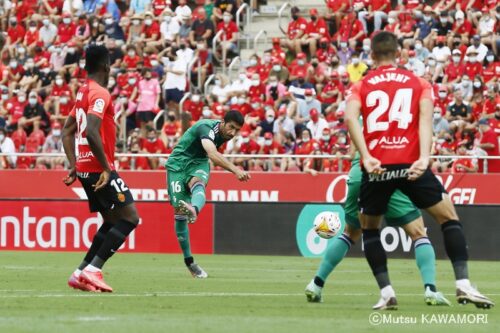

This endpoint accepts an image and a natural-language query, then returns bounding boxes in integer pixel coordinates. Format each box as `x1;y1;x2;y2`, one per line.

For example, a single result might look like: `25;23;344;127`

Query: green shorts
344;163;421;229
166;161;210;208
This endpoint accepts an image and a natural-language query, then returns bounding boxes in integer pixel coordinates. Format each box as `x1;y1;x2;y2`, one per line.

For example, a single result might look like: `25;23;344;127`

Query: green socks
191;182;206;214
175;217;192;259
315;234;354;284
414;237;437;291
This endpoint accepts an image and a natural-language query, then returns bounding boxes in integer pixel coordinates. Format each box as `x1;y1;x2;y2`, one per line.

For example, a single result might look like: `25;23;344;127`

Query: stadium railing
1;153;498;174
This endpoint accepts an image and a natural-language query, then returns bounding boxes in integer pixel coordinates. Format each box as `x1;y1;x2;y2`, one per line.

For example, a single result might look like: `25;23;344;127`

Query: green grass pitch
0;252;498;333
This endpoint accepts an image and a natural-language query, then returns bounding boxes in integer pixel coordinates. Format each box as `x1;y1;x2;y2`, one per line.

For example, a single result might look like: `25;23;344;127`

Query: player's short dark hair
224;110;244;126
371;32;398;61
85;44;110;74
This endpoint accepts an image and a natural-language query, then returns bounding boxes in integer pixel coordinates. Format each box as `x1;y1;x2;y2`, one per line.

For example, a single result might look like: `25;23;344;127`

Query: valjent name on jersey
367;73;411;85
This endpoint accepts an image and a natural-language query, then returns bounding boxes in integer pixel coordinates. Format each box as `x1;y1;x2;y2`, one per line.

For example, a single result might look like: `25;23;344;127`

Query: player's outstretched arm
201;138;250;182
62;115;77;185
87;114;112;190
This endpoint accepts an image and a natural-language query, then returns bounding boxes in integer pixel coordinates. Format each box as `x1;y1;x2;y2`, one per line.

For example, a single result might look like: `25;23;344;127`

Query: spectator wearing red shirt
141;127;167;169
7;59;25;87
325;0;350;33
260;132;285;170
271;38;287;65
283;6;308;54
318;127;336;153
316;37;336;64
451;141;477;173
336;12;365;48
42;0;63;15
321;71;344;114
295;128;319;169
53;91;74;123
184;93;204;121
7;17;26;46
248;73;265;100
482;86;500;119
289;52;312;82
477;118;500;173
435;85;452;115
141;12;161;47
444;49;465;84
483;52;499;83
358;0;390;33
24;21;40;49
123;46;141;69
236;131;261;170
57;13;76;44
452;11;473;44
152;0;170;16
216;12;239;59
302;8;329;56
463;49;483;79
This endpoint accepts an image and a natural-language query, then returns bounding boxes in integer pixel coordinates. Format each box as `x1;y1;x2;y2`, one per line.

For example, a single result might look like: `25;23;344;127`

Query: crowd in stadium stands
0;0;498;173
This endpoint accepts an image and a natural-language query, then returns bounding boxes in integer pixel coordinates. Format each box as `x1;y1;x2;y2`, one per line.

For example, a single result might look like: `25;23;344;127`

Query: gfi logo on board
295;205;345;258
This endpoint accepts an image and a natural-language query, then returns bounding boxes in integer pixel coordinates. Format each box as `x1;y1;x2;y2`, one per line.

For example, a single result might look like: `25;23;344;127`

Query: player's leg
359;172;397;310
168;168;208;278
178;163;210;223
400;170;494;308
306;166;362;302
79;172;139;292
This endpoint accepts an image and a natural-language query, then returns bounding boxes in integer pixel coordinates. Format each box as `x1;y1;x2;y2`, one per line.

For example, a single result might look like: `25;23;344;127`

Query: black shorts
359;164;446;216
165;88;184;103
137;111;156;123
78;171;134;213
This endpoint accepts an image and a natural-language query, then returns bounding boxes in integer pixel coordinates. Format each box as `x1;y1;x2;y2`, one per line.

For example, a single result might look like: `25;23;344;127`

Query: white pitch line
0;291;499;298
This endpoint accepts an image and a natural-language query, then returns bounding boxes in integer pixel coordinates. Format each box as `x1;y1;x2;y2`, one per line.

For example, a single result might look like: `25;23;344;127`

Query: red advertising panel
0;201;213;253
0;170;499;204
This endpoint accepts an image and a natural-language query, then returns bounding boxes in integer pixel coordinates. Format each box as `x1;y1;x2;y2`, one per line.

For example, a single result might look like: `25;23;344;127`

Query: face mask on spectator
92;22;99;28
473;81;481;88
362;45;370;52
237;97;246;105
164;16;171;23
437;42;444;48
53;47;61;54
266;115;274;122
29;26;36;32
462;80;470;87
452;56;460;63
223;16;231;23
298;60;305;66
168;114;175;121
197;43;205;50
264;139;272;146
79;62;85;69
68;47;76;54
273;65;281;71
302;136;310;143
29;97;37;106
18;47;26;54
414;43;422;50
192;95;200;102
351;58;360;65
10;19;17;26
0;134;4;142
340;42;347;49
145;19;153;26
151;60;159;67
263;55;271;63
298;77;305;84
322;135;330;141
239;74;246;81
215;79;221;86
438;91;447;98
105;18;113;25
118;96;127;104
128;50;135;57
305;96;313;102
63;18;71;24
468;56;477;63
60;97;68;104
428;59;436;66
409;57;415;65
43;19;50;26
53;129;61;136
128;78;136;85
56;79;63;86
433;112;441;120
338;137;346;144
251;103;259;109
108;79;116;88
440;18;447;24
423;15;431;22
269;80;278;87
25;61;34;69
147;136;156;142
9;61;17;68
1;94;8;100
366;58;373;66
41;67;50;74
250;59;257;66
202;109;211;117
251;79;260;86
387;18;395;24
132;19;141;26
487;55;494;62
241;137;250;144
292;14;299;21
18;95;26;103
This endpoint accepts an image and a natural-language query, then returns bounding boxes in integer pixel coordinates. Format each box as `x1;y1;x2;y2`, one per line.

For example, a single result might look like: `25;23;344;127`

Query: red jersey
7;25;26;44
452;20;473;35
239;140;260;154
347;65;433;165
451;158;475;174
463;62;482;79
326;0;349;11
483;62;500;83
445;62;465;81
305;18;329;39
152;0;170;16
217;21;238;41
58;23;76;43
71;80;116;172
480;128;500;173
287;18;308;39
142;22;160;39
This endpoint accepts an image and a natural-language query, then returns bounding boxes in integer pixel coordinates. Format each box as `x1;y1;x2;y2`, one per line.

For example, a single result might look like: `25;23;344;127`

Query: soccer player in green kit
166;111;250;278
305;148;451;309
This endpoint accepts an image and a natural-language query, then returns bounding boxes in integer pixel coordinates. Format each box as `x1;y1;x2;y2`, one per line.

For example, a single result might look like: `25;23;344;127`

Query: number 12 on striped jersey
366;89;413;133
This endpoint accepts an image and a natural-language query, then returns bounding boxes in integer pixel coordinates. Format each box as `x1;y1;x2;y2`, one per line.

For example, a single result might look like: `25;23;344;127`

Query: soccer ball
313;211;342;239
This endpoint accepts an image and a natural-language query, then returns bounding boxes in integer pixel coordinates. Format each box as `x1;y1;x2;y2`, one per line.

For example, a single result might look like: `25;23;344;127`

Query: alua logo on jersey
295;204;345;258
369;136;409;150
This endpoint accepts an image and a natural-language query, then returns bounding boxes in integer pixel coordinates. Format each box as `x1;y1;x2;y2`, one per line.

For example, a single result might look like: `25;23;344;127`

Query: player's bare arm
345;100;385;175
62;115;78;186
201;138;250;182
86;114;112;191
409;98;433;181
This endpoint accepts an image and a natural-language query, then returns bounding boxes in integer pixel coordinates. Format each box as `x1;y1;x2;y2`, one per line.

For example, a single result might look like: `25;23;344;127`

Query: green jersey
166;119;227;171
